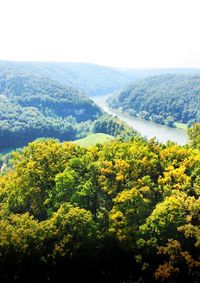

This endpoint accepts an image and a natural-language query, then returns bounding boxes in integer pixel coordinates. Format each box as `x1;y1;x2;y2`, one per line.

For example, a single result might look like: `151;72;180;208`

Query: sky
0;0;200;68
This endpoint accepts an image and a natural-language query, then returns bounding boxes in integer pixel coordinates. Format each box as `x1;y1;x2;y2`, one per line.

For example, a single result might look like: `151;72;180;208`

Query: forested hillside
0;72;136;149
0;124;199;282
109;74;200;126
0;61;135;96
1;62;200;97
0;71;102;120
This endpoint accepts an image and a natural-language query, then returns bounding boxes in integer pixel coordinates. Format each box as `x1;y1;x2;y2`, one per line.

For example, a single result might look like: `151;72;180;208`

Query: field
74;133;114;147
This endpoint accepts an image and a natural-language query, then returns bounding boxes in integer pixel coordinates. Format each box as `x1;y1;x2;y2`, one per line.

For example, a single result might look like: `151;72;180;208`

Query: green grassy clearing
74;133;114;147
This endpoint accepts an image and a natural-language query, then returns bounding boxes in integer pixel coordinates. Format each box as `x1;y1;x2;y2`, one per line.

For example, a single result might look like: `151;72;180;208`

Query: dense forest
0;61;136;96
0;124;199;282
1;61;200;97
0;71;136;149
109;74;200;126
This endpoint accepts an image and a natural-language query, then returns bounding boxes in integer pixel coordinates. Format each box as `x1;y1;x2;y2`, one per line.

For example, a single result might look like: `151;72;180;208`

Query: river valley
92;94;188;145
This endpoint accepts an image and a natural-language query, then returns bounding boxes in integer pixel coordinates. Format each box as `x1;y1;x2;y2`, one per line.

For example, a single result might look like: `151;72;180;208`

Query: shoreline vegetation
109;74;200;129
107;105;188;130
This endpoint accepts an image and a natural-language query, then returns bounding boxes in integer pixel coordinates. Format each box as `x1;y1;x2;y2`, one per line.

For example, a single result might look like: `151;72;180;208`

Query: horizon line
0;59;200;70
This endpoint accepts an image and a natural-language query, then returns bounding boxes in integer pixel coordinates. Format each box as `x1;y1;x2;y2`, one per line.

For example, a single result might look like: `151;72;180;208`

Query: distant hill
118;68;200;79
0;61;136;96
0;72;104;148
0;69;137;149
1;61;200;97
109;74;200;126
0;72;101;121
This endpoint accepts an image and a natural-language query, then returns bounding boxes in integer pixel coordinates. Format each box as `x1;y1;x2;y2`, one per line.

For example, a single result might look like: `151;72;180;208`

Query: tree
165;116;175;127
188;123;200;150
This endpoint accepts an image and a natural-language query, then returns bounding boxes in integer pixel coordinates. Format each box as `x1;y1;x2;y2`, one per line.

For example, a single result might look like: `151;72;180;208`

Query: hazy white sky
0;0;200;68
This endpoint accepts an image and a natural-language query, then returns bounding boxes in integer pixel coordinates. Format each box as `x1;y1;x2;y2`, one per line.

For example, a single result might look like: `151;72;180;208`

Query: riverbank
91;95;188;145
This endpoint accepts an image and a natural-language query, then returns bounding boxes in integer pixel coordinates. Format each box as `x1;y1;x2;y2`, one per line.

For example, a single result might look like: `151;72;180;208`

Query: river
91;95;188;145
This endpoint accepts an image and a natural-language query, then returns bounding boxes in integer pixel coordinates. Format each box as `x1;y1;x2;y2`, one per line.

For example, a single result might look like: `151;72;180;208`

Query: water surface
92;95;188;145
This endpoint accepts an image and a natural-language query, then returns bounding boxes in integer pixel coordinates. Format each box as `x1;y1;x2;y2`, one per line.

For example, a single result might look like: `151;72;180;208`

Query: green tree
188;123;200;150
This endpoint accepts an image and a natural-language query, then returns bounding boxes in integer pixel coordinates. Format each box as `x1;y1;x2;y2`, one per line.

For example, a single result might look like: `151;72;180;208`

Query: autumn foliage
0;134;199;282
